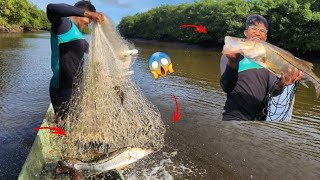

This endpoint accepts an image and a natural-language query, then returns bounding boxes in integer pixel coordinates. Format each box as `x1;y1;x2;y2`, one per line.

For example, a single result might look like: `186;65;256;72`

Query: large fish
63;148;152;172
222;36;320;97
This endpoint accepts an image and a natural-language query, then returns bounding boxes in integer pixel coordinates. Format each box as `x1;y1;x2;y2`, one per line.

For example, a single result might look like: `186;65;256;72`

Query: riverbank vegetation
118;0;320;55
0;0;50;32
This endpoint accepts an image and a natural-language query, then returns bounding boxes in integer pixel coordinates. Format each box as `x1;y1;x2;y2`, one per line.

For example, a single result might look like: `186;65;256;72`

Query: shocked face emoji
148;52;174;80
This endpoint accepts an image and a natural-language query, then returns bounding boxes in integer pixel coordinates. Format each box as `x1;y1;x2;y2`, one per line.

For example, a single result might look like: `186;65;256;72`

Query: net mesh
264;81;298;121
53;16;165;162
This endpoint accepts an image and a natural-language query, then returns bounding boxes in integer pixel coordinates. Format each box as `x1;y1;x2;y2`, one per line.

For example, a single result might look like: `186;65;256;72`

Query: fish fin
261;57;268;64
261;57;267;63
267;44;314;70
300;80;309;88
297;58;314;70
316;84;320;98
295;57;313;70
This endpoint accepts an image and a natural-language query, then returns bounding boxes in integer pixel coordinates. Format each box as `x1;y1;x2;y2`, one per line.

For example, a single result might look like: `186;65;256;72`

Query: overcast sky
30;0;195;24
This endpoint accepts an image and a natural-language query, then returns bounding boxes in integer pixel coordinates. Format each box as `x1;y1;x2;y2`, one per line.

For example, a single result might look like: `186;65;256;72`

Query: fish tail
309;74;320;98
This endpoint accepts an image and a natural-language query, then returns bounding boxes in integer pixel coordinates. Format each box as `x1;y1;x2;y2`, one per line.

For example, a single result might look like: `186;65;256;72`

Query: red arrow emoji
173;95;181;123
33;126;66;136
180;24;207;34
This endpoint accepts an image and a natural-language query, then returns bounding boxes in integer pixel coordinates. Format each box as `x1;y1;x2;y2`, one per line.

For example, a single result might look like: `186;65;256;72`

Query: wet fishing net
53;16;165;162
264;81;298;122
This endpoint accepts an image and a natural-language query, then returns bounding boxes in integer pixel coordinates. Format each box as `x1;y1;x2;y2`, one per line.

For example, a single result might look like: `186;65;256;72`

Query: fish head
223;36;266;59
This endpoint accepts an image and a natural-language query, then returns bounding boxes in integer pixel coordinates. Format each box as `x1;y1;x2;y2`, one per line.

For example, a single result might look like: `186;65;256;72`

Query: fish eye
152;61;158;69
161;58;168;65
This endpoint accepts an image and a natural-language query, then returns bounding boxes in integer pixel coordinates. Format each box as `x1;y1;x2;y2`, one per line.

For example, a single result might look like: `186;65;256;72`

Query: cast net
264;81;298;122
54;16;165;162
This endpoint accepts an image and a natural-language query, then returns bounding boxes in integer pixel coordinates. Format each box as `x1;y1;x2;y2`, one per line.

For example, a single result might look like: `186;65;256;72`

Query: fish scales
223;36;320;97
263;41;320;87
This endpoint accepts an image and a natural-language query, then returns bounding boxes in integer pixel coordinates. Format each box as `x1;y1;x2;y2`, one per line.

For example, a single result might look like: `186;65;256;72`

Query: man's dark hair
245;14;268;30
74;0;96;12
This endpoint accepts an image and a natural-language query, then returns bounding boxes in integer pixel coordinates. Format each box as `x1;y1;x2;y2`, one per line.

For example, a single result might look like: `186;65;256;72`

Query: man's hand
84;11;104;23
275;68;303;90
225;52;243;69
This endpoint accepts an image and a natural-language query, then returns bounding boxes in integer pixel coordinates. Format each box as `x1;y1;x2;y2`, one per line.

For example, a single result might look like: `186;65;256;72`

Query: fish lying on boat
63;148;153;172
222;36;320;97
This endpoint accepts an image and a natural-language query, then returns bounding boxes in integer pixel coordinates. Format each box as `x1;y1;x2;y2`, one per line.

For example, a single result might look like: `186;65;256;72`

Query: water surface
0;33;319;179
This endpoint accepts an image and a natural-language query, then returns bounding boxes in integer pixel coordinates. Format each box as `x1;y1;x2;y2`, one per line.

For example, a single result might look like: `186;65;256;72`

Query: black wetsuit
47;3;89;114
220;55;282;121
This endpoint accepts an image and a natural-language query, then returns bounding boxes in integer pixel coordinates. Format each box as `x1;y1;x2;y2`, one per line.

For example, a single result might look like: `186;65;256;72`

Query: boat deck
18;104;125;180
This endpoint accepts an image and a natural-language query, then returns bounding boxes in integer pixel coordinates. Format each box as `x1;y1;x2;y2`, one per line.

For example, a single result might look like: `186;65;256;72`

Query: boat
18;104;125;179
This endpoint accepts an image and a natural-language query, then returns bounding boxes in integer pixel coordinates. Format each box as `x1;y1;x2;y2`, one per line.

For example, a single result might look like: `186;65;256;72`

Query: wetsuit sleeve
47;3;85;34
268;71;283;96
220;55;238;93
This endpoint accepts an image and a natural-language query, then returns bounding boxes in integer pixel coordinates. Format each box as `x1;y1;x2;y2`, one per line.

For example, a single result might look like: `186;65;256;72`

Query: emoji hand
151;71;159;80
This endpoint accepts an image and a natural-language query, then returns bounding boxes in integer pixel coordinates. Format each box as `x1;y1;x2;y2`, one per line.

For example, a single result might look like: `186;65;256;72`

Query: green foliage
0;0;50;31
118;0;320;52
263;0;320;51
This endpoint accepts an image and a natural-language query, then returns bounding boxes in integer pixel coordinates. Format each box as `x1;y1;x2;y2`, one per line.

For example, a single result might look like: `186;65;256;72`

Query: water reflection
133;40;320;178
0;33;51;179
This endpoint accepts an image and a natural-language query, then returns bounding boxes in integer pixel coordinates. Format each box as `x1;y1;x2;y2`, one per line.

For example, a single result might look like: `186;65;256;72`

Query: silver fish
64;148;152;172
223;36;320;97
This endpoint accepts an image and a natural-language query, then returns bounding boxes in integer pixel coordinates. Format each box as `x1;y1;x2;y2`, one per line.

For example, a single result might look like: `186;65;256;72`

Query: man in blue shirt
47;1;103;118
47;1;103;179
220;14;303;121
